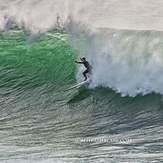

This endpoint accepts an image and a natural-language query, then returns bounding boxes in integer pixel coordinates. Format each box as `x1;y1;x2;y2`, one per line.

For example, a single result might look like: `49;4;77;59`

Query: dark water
0;29;163;163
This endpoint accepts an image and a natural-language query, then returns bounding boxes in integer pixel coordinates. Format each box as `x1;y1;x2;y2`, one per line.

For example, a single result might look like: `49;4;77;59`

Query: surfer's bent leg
83;69;89;81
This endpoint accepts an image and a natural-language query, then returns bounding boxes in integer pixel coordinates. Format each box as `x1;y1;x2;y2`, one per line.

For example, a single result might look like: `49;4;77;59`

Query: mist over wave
1;0;163;31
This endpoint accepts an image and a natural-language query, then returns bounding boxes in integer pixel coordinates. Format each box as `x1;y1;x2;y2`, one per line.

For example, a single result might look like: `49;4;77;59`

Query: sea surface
0;0;163;163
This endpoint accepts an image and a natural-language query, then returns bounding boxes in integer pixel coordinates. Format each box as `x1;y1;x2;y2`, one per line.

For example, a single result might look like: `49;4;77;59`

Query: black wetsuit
77;61;92;80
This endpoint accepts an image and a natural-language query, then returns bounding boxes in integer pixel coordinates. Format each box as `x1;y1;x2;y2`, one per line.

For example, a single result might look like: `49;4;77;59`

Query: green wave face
0;30;77;94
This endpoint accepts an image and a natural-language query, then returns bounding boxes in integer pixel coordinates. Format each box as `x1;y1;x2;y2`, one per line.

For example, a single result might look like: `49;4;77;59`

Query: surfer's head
81;57;86;61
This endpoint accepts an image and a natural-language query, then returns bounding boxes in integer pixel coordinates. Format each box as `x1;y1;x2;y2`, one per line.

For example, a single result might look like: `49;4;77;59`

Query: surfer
75;57;92;81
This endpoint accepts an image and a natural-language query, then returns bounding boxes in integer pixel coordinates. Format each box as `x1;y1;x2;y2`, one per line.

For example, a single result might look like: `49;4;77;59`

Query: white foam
74;29;163;96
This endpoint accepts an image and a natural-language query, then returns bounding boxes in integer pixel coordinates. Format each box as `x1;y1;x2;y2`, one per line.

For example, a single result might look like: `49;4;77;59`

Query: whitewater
0;0;163;163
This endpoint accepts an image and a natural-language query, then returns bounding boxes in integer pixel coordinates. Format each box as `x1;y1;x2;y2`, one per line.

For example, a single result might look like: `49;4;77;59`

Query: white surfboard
64;80;88;91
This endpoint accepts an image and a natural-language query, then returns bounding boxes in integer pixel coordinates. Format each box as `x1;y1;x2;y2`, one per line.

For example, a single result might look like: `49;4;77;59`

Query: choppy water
1;0;163;163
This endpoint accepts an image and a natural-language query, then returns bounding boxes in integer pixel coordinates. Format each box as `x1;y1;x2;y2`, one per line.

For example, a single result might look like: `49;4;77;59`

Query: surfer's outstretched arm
75;61;83;64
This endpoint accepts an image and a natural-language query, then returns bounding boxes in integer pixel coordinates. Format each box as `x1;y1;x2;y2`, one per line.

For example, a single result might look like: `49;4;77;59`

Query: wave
5;28;163;97
1;2;163;162
1;1;163;97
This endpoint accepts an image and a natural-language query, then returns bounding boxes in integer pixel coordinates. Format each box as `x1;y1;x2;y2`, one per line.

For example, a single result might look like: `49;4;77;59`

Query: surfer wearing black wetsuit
75;57;92;81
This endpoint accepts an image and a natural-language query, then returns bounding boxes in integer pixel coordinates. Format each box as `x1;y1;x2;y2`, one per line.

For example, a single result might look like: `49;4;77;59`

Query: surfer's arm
75;61;83;64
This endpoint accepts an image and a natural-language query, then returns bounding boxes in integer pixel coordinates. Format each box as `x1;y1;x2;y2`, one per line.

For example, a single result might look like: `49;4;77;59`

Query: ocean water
1;0;163;163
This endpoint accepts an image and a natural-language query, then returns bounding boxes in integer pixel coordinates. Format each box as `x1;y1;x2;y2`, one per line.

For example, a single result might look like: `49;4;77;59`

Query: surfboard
64;80;88;91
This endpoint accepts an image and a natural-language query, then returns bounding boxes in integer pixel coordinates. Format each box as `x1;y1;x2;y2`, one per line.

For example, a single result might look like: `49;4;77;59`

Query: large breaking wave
1;0;163;96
